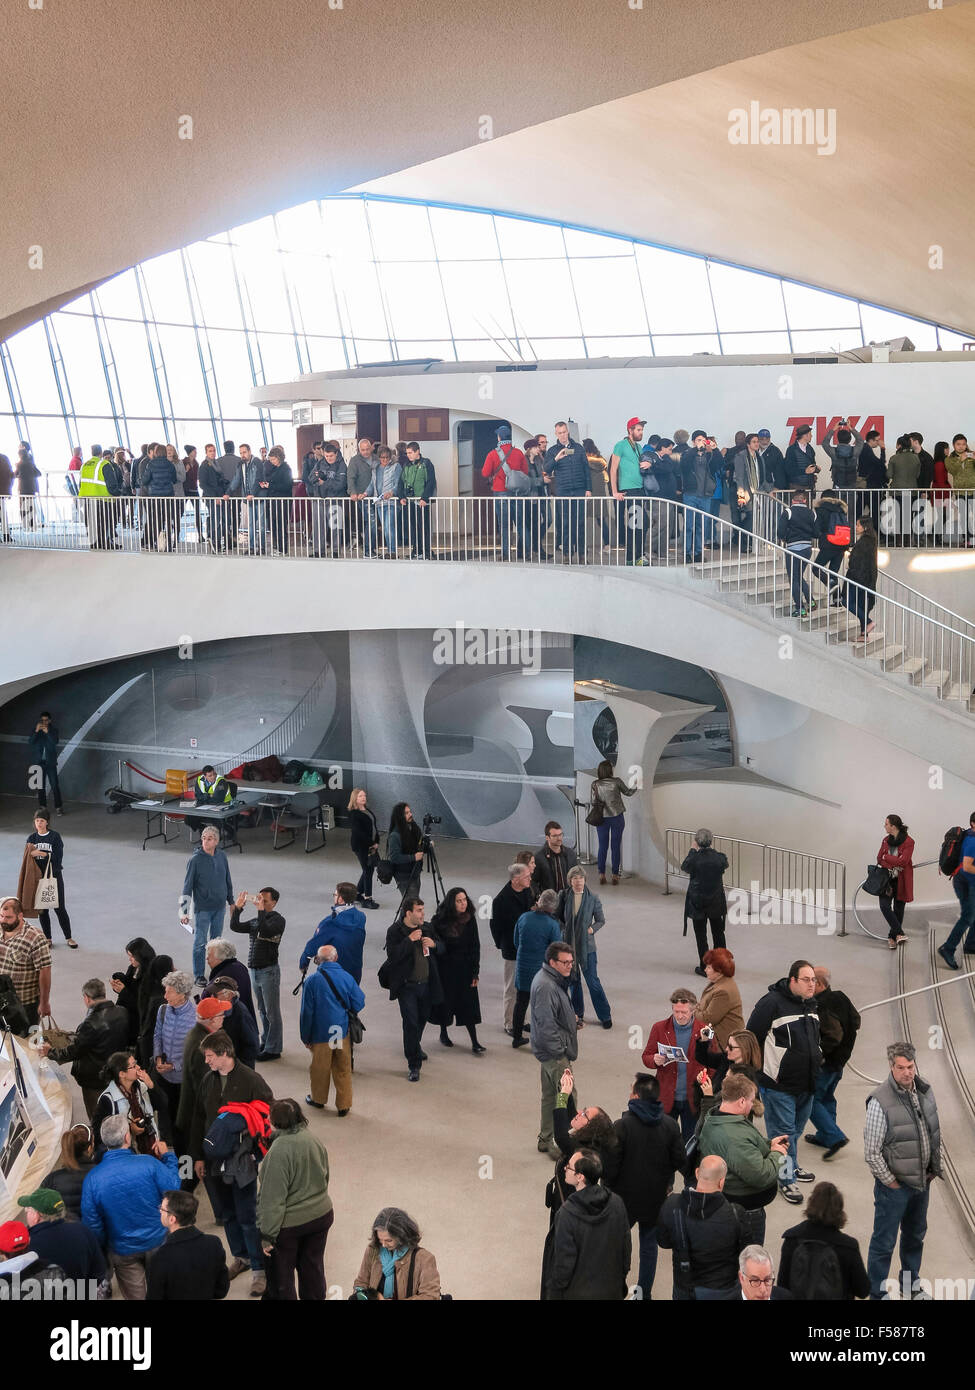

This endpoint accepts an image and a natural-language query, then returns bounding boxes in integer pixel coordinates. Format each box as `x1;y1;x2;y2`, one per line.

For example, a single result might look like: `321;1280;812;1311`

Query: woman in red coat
877;814;914;948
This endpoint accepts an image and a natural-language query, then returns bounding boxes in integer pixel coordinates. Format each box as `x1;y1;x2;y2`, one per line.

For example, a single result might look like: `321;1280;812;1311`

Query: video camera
420;812;441;850
0;974;32;1037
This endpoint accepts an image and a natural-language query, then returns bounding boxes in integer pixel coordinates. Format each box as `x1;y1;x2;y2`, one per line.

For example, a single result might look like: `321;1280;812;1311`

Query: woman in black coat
347;787;380;909
779;1182;870;1300
137;954;174;1068
111;937;156;1046
42;1123;99;1220
548;1067;620;1226
845;515;878;640
430;887;484;1053
26;808;77;946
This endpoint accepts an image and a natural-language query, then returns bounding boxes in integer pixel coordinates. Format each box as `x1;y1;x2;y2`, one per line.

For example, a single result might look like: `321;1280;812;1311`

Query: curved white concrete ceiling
364;4;975;334
0;0;959;342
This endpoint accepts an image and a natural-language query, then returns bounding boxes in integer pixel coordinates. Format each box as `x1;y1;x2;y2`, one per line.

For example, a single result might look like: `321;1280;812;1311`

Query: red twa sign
786;415;885;445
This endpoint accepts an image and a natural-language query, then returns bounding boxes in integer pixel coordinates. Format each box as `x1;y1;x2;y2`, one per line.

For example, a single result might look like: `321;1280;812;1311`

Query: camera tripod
393;833;446;922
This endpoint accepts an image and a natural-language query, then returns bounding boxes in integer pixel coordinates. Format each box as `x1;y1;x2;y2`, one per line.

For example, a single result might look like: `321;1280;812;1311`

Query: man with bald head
299;943;365;1115
656;1152;758;1300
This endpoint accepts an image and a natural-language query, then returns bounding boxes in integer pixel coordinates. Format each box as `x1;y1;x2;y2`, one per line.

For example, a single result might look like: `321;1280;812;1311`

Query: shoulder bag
585;785;604;827
35;860;60;911
318;965;366;1045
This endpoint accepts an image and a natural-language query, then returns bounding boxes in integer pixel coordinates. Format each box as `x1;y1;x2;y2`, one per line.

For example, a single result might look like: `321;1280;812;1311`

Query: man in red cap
610;417;649;564
174;996;232;1172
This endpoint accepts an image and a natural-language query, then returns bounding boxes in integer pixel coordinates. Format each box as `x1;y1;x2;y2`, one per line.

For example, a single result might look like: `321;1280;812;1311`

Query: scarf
379;1245;408;1300
627;1096;663;1126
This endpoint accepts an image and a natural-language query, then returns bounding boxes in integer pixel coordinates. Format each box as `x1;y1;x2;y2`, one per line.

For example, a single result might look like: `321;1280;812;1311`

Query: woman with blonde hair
42;1124;97;1220
347;787;380;909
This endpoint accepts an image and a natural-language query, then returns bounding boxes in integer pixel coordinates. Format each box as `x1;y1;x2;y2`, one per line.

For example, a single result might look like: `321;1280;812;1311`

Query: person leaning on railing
262;446;294;555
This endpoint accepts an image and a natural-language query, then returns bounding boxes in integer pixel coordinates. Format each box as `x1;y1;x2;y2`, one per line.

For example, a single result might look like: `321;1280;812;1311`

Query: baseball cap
626;417;646;431
0;1221;29;1253
758;429;771;439
16;1188;64;1218
196;997;231;1019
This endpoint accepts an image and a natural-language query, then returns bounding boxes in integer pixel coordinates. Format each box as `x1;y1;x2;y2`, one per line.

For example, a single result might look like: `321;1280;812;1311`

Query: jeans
867;1178;929;1299
636;1221;658;1299
192;906;226;980
378;499;399;555
669;1097;696;1143
270;1209;333;1301
595;812;624;875
354;846;375;900
879;896;906;941
494;496;513;559
358;499;377;556
705;495;721;546
251;963;282;1055
397;981;431;1068
809;1065;846;1147
620;491;646;564
404;499;431;557
556;494;586;559
845;584;874;634
245;498;267;554
205;1176;263;1270
785;542;812;610
569;950;612;1023
943;874;975;954
730;496;753;551
682;494;706;559
761;1087;814;1184
37;762;63;810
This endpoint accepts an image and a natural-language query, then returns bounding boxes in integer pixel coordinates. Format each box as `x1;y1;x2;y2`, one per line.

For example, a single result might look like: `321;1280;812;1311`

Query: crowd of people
3;422;975;574
0;747;962;1302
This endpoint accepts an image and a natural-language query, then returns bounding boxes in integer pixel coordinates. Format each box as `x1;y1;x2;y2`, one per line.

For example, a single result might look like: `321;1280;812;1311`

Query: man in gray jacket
864;1042;941;1300
347;437;377;555
530;941;578;1159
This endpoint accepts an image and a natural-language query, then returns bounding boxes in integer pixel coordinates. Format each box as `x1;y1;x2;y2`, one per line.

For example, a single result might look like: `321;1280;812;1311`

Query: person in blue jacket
29;711;63;813
510;889;562;1049
299;882;366;983
81;1112;180;1301
180;827;234;987
300;945;365;1115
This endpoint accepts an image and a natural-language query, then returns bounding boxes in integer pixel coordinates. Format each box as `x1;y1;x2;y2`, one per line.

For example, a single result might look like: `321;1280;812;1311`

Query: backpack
499;443;530;494
939;825;965;877
826;509;851;546
299;768;324;788
788;1239;844;1300
281;759;306;785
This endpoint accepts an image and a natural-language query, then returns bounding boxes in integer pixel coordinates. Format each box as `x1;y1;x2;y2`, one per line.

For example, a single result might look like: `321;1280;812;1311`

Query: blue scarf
379;1245;408;1299
628;1097;663;1126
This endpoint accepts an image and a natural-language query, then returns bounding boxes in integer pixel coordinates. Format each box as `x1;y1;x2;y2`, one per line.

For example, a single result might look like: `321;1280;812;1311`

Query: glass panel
235;247;293;332
651;334;722;356
76;416;127;454
173;420;214;451
438;261;513;337
349;338;397;365
789;328;865;353
21;416;74;478
938;327;975;350
335;261;388;339
428;205;499;260
186;242;244;330
377;262;451;338
228;215;279;251
563;227;630;257
8;322;62;413
155;324;210;417
255;333;301;386
570;257;647;335
52;313;113;415
707;262;787;332
391;341;454;362
493;215;565;258
502;260;580;336
305;336;348;372
367;201;435;261
719;331;792;354
859;305;937;349
637;248;716;334
208;331;259;419
140;252;193;324
102;320;160;416
585;336;653;357
321;200;372;261
523;338;585;359
782;280;859;330
92;269;143;319
274;202;326;255
453;341;511;362
285;253;343;337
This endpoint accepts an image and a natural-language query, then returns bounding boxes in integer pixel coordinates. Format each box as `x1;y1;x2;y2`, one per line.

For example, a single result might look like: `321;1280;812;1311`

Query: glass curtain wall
1;193;971;483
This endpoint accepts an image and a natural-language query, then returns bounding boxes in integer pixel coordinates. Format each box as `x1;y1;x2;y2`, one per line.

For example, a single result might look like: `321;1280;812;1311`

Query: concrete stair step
922;667;951;696
899;656;927;683
851;634;890;657
877;645;907;671
945;682;975;711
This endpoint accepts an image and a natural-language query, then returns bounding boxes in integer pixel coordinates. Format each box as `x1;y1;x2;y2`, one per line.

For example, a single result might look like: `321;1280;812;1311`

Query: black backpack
281;759;306;785
789;1239;844;1300
940;826;965;877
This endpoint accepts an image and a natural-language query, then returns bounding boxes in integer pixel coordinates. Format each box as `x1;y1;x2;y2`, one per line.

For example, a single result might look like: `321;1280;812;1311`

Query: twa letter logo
785;415;884;445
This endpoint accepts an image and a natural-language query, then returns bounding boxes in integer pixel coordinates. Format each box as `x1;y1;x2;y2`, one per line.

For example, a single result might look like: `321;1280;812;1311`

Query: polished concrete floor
2;793;973;1301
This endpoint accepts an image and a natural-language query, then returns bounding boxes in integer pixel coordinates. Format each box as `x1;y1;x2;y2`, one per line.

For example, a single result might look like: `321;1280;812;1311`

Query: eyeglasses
745;1275;774;1287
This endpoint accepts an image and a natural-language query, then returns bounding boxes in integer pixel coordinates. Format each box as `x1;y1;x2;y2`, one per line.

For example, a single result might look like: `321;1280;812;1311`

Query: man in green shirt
610;417;647;565
946;433;975;490
397;443;437;558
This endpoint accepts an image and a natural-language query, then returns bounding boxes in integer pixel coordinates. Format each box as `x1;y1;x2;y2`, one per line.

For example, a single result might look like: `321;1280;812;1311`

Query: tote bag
35;860;60;911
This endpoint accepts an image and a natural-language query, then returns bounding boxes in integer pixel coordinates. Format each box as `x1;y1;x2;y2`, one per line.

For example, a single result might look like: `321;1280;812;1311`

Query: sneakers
601;1019;613;1030
823;1138;849;1160
791;606;808;618
512;1035;529;1049
227;1257;248;1280
937;944;959;971
805;1135;828;1147
359;897;380;910
794;1167;816;1182
779;1183;804;1204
